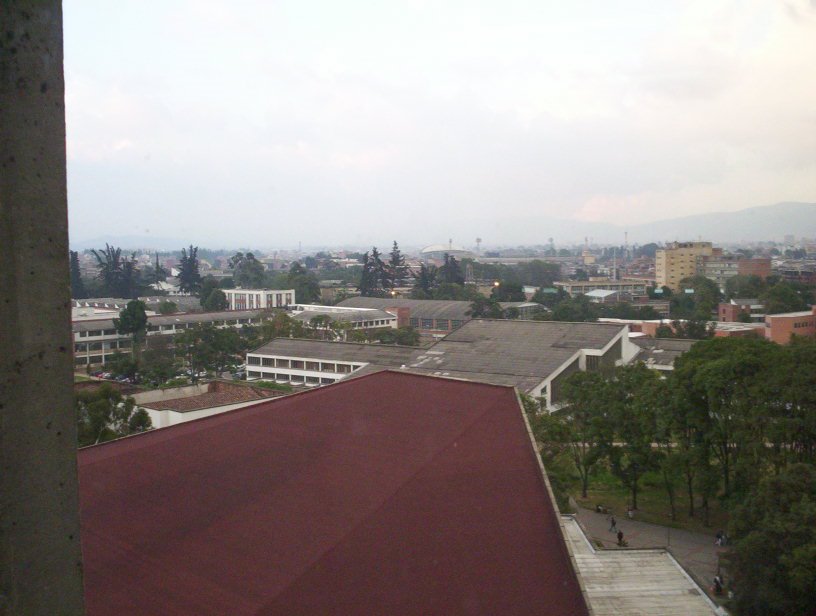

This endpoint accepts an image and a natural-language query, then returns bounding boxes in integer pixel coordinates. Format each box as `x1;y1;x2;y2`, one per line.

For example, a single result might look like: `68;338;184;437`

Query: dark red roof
79;371;589;616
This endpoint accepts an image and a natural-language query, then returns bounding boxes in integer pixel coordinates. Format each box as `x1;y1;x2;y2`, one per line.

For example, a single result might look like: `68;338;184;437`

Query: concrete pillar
0;2;86;614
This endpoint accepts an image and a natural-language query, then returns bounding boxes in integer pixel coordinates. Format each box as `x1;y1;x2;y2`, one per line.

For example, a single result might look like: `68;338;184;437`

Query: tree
92;244;124;297
607;365;661;510
157;300;178;315
374;326;421;346
202;288;228;312
727;464;816;616
561;372;614;498
438;253;465;285
114;300;148;360
70;250;87;298
491;281;525;302
229;251;266;288
140;336;177;386
761;281;809;315
287;262;320;303
387;241;407;288
358;248;388;297
76;383;151;446
411;263;437;298
467;296;503;318
725;274;766;300
178;245;202;295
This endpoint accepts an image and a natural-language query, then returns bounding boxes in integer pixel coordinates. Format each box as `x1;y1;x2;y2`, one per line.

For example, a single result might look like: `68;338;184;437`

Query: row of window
247;356;358;373
246;370;337;386
408;318;465;331
76;318;258;339
793;321;814;329
75;340;132;353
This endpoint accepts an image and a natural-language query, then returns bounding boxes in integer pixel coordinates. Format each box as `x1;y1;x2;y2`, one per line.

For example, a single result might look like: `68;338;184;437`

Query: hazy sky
64;0;816;248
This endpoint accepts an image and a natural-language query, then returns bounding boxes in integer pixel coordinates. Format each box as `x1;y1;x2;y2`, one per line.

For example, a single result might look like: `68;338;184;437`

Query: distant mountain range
70;202;816;251
456;202;816;247
623;202;816;245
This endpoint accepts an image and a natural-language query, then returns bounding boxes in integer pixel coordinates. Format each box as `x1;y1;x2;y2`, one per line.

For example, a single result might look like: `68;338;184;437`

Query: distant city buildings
655;241;771;291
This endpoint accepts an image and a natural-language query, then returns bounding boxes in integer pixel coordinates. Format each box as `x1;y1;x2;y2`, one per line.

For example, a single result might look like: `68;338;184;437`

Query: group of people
607;515;627;546
715;530;729;546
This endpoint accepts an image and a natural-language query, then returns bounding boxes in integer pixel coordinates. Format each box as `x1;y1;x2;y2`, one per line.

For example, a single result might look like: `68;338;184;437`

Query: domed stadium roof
421;244;469;254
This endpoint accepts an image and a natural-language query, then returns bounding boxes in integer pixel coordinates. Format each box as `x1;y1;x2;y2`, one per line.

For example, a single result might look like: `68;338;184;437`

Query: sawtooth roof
291;308;396;324
79;371;589;616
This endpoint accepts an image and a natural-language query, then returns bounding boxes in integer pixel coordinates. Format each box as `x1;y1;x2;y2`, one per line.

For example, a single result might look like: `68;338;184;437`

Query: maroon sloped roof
79;371;589;616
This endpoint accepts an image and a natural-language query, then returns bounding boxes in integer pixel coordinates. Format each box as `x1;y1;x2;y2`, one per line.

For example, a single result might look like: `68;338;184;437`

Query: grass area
570;467;729;535
74;373;92;382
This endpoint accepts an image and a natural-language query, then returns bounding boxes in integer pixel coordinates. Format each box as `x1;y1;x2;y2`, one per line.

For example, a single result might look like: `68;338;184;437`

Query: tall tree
178;245;202;295
69;250;87;298
114;300;149;360
92;243;124;297
287;262;320;303
727;464;816;616
387;241;407;288
229;251;266;288
411;263;437;298
561;371;615;498
438;253;465;285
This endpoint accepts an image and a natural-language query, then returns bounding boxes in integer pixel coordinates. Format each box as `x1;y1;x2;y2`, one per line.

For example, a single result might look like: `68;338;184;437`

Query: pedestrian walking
608;515;617;533
617;530;624;546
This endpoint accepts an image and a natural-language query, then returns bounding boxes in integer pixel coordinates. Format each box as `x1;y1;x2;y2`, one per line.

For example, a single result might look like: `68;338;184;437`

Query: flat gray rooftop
337;297;473;320
249;338;416;366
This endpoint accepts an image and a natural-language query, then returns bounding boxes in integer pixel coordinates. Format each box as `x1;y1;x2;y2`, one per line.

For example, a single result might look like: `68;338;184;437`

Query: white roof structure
561;516;723;615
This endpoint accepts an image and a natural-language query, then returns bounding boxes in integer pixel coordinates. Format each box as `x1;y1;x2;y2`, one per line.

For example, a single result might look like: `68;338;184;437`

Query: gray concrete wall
0;2;86;614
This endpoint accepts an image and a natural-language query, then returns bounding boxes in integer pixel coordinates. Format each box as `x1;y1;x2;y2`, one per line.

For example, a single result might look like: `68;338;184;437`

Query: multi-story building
72;309;268;368
655;242;716;291
718;299;765;323
701;257;771;291
554;278;648;298
223;288;295;311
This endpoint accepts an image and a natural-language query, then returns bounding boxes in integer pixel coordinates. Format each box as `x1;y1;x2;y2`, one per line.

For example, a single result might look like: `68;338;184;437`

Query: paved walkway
571;500;729;606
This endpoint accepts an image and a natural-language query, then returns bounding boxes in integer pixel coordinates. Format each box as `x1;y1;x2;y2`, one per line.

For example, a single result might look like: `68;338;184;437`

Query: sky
64;0;816;249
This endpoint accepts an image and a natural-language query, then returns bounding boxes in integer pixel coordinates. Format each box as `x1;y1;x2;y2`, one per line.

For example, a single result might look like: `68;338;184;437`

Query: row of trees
531;336;816;615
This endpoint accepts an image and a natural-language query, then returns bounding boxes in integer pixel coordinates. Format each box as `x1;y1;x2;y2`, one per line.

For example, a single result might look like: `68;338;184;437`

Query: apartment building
701;257;771;291
655;242;716;291
223;288;295;311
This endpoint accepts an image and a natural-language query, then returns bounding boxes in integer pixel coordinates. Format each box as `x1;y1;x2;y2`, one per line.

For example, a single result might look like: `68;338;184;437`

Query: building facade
223;288;295;311
655;242;716;291
72;310;268;367
554;279;648;298
764;307;816;344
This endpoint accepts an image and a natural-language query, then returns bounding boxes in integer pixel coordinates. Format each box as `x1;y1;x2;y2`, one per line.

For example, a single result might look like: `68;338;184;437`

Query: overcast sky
64;0;816;248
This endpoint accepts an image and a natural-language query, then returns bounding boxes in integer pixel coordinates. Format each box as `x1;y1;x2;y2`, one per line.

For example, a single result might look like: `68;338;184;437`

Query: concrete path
571;500;729;606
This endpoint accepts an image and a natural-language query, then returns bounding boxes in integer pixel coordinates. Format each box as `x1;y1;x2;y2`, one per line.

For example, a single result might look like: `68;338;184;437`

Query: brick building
764;307;816;344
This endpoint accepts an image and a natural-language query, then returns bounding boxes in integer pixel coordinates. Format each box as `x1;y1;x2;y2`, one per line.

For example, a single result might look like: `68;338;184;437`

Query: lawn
569;467;730;535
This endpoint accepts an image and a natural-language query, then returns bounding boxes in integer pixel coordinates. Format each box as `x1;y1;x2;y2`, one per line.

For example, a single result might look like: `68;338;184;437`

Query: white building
223;288;295;311
290;304;398;332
